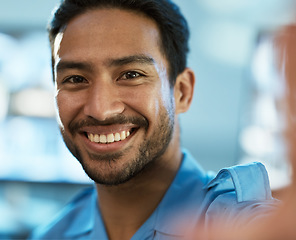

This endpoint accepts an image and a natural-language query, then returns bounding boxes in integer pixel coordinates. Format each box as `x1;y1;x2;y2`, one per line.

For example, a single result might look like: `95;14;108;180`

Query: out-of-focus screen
0;29;91;184
0;116;90;183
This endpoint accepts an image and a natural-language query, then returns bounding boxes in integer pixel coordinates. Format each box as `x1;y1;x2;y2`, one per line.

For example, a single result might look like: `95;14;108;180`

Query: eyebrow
107;54;156;67
55;61;93;73
55;54;156;73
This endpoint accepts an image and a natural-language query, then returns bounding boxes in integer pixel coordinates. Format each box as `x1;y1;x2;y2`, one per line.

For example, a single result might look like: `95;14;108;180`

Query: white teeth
107;134;114;143
94;134;99;143
87;130;132;144
114;133;121;142
99;134;107;143
120;131;126;140
89;133;94;142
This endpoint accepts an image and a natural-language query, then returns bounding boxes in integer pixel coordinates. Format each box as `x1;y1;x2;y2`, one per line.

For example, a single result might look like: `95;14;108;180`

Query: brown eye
121;71;142;80
63;75;87;84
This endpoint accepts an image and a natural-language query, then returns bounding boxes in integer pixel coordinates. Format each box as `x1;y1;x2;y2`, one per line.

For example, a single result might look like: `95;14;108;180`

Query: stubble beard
60;104;175;186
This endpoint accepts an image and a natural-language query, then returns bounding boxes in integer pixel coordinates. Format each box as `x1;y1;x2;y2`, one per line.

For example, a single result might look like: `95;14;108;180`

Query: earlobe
174;68;195;114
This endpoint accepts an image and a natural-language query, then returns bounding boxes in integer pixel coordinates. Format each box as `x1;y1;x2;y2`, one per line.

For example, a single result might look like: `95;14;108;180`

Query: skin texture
53;8;195;240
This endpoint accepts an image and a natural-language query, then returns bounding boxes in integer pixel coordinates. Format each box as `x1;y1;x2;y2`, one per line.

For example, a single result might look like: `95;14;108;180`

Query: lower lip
80;130;137;153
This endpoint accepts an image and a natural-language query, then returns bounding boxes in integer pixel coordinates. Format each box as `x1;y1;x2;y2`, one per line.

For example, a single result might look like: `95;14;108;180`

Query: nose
83;81;125;121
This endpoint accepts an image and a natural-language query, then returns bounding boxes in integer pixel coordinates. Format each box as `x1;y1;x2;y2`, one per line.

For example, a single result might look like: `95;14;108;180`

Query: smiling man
30;0;276;239
53;8;187;190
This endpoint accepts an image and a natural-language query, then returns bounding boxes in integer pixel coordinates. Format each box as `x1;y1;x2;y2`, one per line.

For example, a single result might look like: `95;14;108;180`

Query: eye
120;71;143;80
63;75;87;84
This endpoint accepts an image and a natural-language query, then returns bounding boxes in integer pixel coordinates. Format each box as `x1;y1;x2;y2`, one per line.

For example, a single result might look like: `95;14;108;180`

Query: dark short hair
48;0;190;86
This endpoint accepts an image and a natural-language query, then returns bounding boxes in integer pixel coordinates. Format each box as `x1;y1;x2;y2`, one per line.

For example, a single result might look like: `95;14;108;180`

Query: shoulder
29;187;95;239
203;162;277;224
206;162;272;201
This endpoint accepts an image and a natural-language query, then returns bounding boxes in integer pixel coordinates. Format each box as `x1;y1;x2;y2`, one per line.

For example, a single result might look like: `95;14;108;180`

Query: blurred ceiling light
264;162;292;190
10;88;55;118
251;37;284;97
253;95;278;130
239;125;275;157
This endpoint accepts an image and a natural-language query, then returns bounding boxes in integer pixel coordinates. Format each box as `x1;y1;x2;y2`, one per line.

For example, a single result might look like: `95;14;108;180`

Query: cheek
55;91;83;129
122;86;161;117
122;86;173;134
55;93;68;130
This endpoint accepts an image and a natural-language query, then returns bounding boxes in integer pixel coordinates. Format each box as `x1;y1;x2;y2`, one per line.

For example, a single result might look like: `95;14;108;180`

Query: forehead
54;8;166;66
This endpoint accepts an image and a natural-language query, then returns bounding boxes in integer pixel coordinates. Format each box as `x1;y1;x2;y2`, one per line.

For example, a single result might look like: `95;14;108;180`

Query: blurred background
0;0;295;238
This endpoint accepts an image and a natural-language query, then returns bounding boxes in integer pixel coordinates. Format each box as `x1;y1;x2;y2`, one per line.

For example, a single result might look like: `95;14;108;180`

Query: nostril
83;93;125;121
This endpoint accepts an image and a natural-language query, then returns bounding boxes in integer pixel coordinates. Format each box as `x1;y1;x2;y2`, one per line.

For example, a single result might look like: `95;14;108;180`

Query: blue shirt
30;150;274;239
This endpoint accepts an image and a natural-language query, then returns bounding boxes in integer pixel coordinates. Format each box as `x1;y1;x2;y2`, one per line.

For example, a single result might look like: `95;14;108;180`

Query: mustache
69;114;149;135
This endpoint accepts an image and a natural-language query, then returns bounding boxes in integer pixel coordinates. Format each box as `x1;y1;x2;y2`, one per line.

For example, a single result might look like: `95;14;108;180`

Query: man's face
53;8;177;185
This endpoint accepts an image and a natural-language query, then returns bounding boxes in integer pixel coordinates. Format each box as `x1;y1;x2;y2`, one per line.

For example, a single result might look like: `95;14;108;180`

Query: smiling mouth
85;128;136;144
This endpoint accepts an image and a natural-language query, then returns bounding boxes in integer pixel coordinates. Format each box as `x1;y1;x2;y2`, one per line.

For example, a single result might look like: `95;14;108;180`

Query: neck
95;136;182;240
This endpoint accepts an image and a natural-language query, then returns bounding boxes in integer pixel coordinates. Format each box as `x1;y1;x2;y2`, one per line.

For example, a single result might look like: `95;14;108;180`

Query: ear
174;68;195;114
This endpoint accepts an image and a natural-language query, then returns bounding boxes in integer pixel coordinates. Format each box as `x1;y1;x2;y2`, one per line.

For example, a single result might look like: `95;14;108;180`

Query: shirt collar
148;150;212;237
